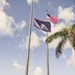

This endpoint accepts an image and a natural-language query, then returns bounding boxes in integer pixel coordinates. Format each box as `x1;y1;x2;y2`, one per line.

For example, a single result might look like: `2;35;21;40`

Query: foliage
45;24;75;58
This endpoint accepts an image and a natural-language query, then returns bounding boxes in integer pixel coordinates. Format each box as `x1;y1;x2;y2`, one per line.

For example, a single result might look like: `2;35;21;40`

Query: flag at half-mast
34;18;51;32
47;14;58;24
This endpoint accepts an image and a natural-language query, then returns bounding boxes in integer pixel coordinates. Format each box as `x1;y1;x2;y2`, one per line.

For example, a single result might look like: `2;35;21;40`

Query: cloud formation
0;10;15;36
66;48;75;67
16;20;26;31
0;0;26;37
12;59;25;71
0;0;9;10
58;6;75;23
57;48;75;68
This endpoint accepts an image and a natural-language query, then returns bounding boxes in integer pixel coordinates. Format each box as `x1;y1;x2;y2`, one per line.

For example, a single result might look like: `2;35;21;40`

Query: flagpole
46;10;49;75
46;32;49;75
25;0;33;75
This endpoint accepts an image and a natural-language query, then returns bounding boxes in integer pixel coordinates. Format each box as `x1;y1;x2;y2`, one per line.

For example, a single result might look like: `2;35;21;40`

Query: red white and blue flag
34;18;51;32
46;14;58;24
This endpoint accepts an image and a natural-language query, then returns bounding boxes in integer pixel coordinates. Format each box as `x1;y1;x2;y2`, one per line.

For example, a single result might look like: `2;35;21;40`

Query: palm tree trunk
72;48;75;67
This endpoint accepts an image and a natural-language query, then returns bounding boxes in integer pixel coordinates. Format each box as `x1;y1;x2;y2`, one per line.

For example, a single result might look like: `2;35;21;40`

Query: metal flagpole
25;0;33;75
46;32;49;75
46;10;49;75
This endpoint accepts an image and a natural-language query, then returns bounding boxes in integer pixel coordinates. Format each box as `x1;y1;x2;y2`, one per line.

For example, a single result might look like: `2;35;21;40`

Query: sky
0;0;75;75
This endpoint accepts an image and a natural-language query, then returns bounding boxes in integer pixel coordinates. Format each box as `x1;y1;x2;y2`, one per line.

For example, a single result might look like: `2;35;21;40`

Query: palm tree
45;24;75;58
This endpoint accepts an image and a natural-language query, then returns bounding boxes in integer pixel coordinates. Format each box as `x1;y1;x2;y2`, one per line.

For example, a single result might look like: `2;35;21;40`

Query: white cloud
58;6;75;23
59;48;75;68
66;52;75;67
66;58;73;67
0;10;15;36
16;20;26;31
0;0;14;36
0;0;9;10
50;22;66;34
61;53;67;59
12;59;25;71
19;31;41;50
18;38;25;49
27;0;39;4
0;0;27;37
26;31;41;49
0;10;26;36
33;67;43;75
66;55;74;67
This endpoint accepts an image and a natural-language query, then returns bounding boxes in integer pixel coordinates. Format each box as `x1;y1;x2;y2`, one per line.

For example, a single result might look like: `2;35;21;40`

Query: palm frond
56;37;67;58
70;24;75;50
69;28;75;50
45;28;68;44
69;35;75;50
70;40;75;50
71;24;75;30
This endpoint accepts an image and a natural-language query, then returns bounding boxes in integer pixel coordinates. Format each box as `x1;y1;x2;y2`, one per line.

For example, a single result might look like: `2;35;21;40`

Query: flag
47;14;58;24
34;18;51;32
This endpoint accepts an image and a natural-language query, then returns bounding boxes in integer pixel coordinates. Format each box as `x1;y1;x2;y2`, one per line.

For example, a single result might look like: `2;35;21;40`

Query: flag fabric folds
34;18;51;32
47;14;58;24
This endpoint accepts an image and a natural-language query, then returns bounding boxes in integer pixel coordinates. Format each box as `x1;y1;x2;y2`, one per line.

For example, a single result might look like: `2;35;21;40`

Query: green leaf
45;28;68;44
56;37;67;58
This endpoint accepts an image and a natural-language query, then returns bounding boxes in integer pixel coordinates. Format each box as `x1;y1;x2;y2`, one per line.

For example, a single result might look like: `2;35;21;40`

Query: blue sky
0;0;75;75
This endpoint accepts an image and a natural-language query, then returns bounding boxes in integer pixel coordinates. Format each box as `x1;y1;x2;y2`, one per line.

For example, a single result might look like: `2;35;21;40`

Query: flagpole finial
46;10;48;14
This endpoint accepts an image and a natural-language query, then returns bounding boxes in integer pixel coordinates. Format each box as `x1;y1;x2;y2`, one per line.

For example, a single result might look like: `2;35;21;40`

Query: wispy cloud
66;57;73;67
58;49;75;68
66;48;75;67
15;20;26;31
61;53;67;59
12;59;25;71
